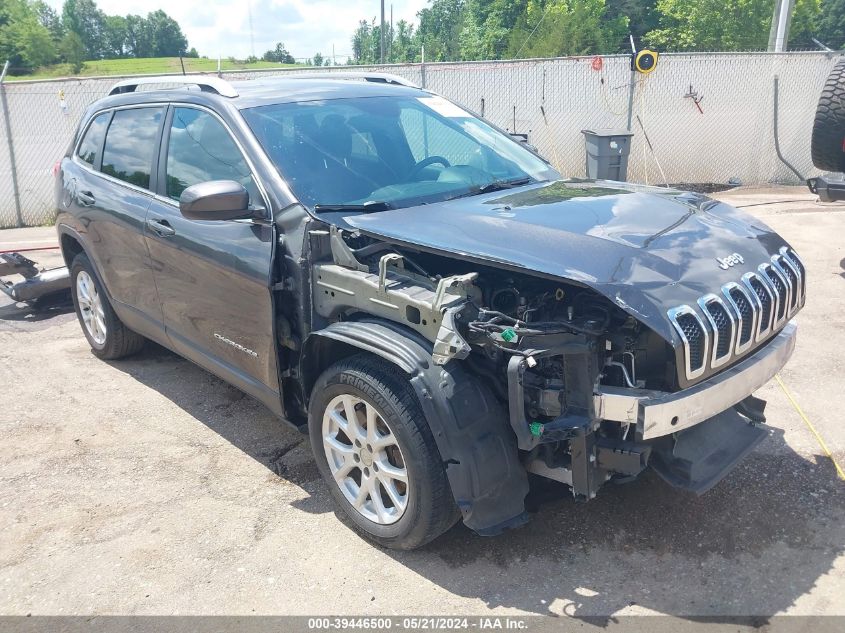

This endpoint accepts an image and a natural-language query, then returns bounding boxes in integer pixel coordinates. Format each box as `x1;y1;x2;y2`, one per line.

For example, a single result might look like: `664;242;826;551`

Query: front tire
70;252;145;360
308;355;459;549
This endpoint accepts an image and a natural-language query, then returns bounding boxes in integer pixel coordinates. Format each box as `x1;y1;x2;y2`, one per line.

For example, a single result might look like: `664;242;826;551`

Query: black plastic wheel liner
302;319;530;535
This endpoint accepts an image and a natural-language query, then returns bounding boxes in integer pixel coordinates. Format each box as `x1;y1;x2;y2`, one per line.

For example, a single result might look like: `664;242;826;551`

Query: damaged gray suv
55;73;804;549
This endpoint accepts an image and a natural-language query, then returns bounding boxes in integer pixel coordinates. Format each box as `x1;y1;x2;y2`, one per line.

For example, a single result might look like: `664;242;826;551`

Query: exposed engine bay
310;226;702;499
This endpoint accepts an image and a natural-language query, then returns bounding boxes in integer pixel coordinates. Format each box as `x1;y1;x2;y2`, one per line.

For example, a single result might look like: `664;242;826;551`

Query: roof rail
282;72;419;88
108;75;239;98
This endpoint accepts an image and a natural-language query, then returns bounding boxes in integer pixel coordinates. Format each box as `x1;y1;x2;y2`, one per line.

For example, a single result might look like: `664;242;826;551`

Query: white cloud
46;0;429;61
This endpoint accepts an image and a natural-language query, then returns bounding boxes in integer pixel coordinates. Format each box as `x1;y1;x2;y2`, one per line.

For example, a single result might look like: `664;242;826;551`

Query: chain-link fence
0;51;839;229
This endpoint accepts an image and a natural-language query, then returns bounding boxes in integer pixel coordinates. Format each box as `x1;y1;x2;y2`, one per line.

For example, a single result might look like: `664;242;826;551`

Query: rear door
65;106;165;333
144;105;280;413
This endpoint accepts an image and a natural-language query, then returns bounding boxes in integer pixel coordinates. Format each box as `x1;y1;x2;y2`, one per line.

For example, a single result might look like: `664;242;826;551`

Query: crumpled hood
344;179;792;343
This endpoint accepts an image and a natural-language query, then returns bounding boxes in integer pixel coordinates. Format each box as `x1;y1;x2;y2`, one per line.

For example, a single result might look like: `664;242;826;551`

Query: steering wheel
408;155;451;180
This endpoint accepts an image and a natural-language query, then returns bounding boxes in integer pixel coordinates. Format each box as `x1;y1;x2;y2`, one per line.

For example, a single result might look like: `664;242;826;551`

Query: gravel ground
0;186;843;618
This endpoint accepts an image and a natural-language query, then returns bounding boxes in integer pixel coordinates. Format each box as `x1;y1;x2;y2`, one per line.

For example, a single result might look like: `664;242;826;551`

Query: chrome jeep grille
668;247;805;381
783;249;806;301
762;262;788;324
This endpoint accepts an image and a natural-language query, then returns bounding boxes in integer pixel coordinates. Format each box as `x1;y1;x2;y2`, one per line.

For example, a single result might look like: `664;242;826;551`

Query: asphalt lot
0;185;843;618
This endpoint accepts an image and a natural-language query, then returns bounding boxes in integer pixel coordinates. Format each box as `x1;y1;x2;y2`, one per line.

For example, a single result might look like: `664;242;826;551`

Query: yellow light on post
634;49;659;74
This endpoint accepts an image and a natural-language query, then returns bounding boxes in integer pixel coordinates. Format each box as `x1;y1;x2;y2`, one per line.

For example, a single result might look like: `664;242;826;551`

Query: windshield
242;94;558;211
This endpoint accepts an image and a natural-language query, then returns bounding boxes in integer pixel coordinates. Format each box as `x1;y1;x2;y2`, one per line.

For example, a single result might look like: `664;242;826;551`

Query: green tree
417;0;466;61
816;0;844;48
458;0;488;59
647;0;822;51
102;14;126;57
351;19;376;63
124;14;151;58
59;29;84;72
392;19;417;61
460;0;529;60
646;0;771;51
146;9;187;56
507;0;627;58
605;0;660;49
788;0;821;49
312;51;324;66
262;41;295;63
33;0;63;40
62;0;106;59
0;0;56;72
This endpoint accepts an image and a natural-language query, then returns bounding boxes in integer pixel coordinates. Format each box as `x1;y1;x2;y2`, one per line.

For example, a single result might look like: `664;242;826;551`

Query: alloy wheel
76;270;106;345
322;394;409;525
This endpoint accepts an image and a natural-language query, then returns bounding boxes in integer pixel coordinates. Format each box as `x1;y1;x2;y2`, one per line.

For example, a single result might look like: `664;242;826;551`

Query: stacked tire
811;58;845;173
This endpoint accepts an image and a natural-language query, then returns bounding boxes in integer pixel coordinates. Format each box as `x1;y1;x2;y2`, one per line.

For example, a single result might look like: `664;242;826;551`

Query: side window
399;107;477;166
101;107;164;189
76;112;111;166
165;107;260;203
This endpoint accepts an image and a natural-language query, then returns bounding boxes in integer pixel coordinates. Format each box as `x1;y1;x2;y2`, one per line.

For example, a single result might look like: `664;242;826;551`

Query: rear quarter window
76;112;111;166
101;107;164;189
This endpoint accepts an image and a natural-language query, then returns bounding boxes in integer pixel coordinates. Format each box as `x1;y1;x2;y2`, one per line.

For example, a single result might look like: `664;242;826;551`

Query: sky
45;0;430;62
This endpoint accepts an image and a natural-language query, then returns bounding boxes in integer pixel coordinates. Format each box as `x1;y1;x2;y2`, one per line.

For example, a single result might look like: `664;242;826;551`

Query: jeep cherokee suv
56;73;804;549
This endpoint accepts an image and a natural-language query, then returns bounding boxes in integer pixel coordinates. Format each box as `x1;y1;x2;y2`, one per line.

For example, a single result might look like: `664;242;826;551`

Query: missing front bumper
0;252;70;303
594;322;797;439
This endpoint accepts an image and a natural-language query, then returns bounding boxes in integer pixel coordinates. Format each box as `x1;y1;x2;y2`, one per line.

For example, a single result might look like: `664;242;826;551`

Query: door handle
147;218;176;237
77;190;95;206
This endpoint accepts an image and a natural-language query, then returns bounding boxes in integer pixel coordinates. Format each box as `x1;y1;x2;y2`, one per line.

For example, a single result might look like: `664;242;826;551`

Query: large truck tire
811;58;845;173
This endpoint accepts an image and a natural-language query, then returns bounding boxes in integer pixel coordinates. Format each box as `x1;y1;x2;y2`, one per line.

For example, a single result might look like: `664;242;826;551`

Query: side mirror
179;180;252;221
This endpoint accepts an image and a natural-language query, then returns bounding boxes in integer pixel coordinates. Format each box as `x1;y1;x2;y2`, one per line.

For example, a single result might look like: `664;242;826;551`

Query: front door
144;105;281;414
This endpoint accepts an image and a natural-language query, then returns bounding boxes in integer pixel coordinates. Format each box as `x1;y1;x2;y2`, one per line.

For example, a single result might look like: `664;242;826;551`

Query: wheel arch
300;319;427;402
59;229;85;270
58;226;115;303
300;318;530;536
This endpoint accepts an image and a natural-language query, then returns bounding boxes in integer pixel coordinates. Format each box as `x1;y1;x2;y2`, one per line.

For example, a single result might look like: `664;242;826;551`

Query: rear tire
308;354;459;550
70;252;145;360
811;58;845;173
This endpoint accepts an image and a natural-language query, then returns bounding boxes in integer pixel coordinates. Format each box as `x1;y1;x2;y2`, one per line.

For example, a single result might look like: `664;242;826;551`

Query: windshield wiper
312;200;394;213
446;177;533;201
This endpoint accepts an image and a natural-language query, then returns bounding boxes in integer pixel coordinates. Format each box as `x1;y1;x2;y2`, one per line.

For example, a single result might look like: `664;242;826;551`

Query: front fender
301;320;529;535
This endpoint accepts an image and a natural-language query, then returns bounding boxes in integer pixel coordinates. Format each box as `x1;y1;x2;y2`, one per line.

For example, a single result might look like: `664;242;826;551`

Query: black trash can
581;129;634;181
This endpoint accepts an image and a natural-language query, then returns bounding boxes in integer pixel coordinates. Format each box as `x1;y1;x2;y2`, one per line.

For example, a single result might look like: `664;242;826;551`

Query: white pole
380;0;386;64
770;0;794;52
420;45;425;88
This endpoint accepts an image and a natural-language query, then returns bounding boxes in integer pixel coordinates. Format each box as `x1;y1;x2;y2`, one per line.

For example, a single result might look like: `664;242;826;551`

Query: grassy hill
7;57;300;82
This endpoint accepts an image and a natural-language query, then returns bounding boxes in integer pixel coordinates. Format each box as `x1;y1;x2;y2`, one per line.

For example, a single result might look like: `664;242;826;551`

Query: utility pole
768;0;795;52
390;4;393;63
626;34;636;131
0;60;23;228
247;0;256;58
380;0;386;64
